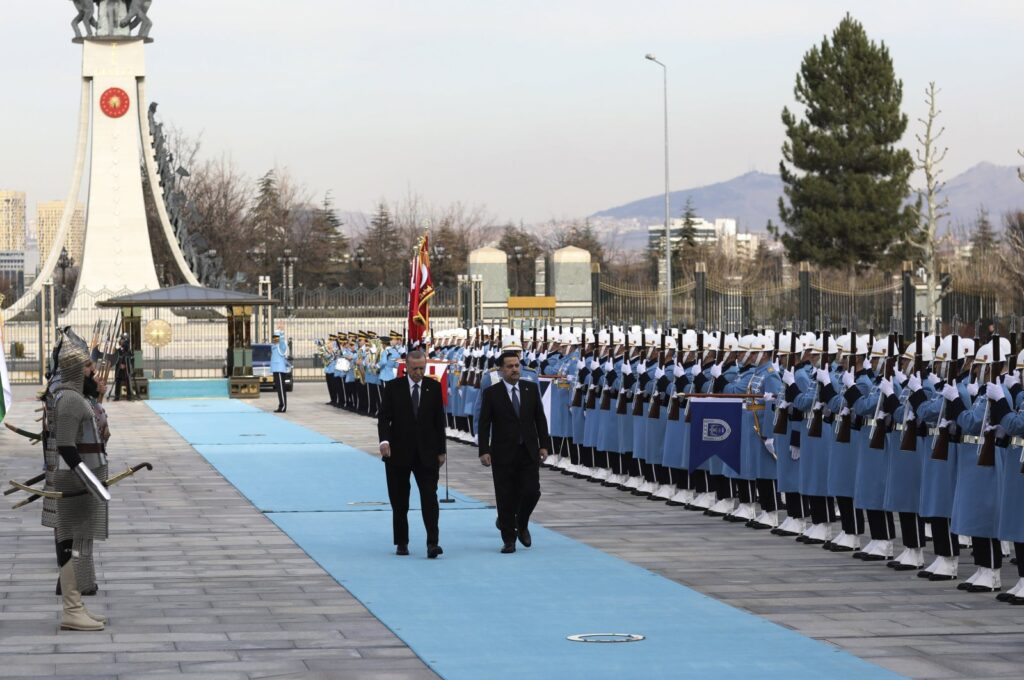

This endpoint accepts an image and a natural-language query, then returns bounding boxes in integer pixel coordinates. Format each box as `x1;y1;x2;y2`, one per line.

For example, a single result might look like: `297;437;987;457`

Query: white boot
667;488;694;506
635;479;657;495
890;547;924;571
707;497;738;516
690;491;716;510
831;531;861;552
1000;577;1024;602
775;516;803;535
861;539;893;561
966;567;1001;592
59;563;104;632
623;475;644;490
593;467;611;481
653;484;676;500
752;510;779;529
923;555;958;581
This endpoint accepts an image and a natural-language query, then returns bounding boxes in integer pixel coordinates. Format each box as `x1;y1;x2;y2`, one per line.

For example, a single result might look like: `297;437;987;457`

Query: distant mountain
590;163;1024;236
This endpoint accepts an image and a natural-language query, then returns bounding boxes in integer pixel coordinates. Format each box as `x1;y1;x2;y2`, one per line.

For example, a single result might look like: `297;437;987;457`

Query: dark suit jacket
378;377;447;468
477;379;551;465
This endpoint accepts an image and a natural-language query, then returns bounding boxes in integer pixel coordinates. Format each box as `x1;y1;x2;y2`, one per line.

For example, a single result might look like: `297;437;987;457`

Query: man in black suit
378;350;446;558
478;350;551;553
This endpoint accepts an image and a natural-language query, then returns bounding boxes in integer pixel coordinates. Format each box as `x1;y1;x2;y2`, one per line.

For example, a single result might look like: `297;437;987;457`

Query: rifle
931;324;960;461
773;330;798;435
868;333;897;450
977;331;1003;467
599;340;618;412
670;330;700;422
615;332;632;415
899;328;926;451
632;342;652;417
648;334;669;419
835;326;857;443
807;330;830;438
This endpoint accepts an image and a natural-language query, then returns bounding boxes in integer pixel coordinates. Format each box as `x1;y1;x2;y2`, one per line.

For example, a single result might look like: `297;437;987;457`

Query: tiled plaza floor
3;381;1024;678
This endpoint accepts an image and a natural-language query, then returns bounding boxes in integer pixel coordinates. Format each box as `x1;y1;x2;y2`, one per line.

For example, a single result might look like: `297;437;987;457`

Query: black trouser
1014;544;1024;578
784;492;805;519
807;495;837;524
369;383;381;416
333;376;344;405
325;375;337;404
866;509;895;540
691;470;709;493
273;371;287;410
898;512;927;549
971;536;1003;569
836;496;864;535
755;479;779;512
384;458;440;546
492;446;541;544
114;365;132;400
927;517;960;557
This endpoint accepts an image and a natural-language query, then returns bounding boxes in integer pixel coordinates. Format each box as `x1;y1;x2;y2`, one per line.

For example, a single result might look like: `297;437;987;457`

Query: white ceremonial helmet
900;335;937;363
975;337;1013;365
663;335;678;350
721;333;740;352
800;331;817;348
597;329;611;345
678;329;699;352
611;328;625;345
627;329;643;346
870;337;892;358
501;335;523;353
560;332;576;345
810;334;839;355
644;328;660;345
775;332;805;355
934;334;975;362
700;331;720;352
584;329;596;344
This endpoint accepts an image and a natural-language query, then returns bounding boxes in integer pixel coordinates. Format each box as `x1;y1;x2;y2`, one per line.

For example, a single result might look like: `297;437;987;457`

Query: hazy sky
3;1;1022;226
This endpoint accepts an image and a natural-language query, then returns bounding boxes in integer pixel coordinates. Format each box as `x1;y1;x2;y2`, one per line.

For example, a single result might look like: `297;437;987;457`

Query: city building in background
0;190;27;252
36;200;85;267
0;250;26;300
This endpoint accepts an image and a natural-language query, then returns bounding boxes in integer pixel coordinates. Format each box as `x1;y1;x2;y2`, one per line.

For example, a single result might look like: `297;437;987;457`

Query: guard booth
97;285;278;399
507;296;556;327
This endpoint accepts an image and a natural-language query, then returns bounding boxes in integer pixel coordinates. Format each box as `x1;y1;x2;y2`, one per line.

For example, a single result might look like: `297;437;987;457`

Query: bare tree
187;156;253;286
915;82;949;326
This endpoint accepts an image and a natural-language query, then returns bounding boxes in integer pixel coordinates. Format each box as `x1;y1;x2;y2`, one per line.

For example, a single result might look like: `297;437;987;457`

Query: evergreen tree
295;192;348;287
249;170;287;269
432;218;468;287
498;224;542;296
969;207;998;262
360;201;399;285
551;219;606;268
776;14;918;271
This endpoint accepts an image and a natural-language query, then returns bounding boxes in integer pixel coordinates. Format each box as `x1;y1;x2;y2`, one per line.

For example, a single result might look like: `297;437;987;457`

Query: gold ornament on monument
143;319;172;348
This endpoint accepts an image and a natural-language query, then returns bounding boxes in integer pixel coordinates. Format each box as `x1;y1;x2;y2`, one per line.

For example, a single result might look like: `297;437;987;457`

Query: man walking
377;350;446;558
271;329;290;413
478;350;551;553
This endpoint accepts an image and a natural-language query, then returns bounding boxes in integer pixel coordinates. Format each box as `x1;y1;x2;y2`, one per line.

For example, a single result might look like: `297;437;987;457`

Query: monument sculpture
2;0;209;322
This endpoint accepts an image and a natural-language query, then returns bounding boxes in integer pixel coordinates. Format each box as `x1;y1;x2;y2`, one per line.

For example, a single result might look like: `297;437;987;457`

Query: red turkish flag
407;234;434;345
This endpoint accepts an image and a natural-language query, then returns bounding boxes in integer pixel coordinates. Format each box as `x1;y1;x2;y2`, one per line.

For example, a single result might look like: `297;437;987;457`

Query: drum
336;357;352;372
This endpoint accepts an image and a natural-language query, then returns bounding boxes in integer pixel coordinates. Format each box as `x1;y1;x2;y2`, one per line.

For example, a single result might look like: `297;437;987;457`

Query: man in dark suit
478;350;551;553
378;350;446;558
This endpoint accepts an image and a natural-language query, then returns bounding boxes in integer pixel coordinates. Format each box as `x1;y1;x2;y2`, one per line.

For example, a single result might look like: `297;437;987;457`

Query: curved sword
4;422;42;442
8;462;154;509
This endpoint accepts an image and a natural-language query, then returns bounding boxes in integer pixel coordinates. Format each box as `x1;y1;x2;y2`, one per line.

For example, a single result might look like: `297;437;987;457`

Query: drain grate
567;633;645;643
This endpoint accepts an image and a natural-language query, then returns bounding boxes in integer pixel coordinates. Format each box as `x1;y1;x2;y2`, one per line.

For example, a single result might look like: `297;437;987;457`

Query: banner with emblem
406;233;434;344
538;376;553;427
687;398;743;474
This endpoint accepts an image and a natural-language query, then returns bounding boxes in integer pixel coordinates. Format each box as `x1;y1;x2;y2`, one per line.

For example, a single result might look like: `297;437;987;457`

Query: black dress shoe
829;544;855;552
1009;595;1024;605
917;569;933;579
967;584;1000;593
852;551;866;559
274;407;283;413
996;591;1015;602
396;545;409;556
891;563;919;572
956;581;972;591
928;573;957;581
794;534;808;542
804;538;826;545
517;527;532;548
860;554;888;562
427;544;443;559
501;542;516;554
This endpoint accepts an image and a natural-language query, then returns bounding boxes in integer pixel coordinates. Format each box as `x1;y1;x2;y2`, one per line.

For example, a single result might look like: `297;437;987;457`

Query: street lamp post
277;247;297;317
645;53;671;326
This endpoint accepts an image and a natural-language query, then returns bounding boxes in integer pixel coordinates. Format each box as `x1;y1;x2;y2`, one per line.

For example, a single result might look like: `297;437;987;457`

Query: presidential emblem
100;87;130;118
702;418;732;442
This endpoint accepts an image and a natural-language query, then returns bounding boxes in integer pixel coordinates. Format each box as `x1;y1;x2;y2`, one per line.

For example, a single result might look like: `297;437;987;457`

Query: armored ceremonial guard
43;330;112;631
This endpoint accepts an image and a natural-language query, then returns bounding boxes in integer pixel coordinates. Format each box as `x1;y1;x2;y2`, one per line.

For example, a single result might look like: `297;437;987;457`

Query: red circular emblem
100;87;130;118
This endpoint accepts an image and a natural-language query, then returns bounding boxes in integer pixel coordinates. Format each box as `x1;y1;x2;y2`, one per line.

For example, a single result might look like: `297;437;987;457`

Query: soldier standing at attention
271;329;290;413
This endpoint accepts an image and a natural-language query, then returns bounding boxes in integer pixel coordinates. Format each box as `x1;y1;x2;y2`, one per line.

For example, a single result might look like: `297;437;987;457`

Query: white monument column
72;39;161;308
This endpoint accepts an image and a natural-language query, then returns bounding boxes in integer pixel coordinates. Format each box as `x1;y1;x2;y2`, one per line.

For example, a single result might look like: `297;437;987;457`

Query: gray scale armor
41;331;108;592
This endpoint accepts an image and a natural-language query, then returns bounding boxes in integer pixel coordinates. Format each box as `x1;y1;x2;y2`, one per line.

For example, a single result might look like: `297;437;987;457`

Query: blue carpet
147;399;259;414
151;399;903;680
147;379;229;399
195;443;484;512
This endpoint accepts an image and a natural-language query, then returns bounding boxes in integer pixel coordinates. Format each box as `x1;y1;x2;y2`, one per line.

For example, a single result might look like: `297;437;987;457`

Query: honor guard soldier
992;349;1024;603
271;329;290;413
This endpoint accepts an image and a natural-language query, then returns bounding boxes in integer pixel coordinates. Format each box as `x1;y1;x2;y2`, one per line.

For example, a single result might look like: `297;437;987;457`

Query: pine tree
360;201;399;285
777;14;918;271
551;219;605;268
296;192;348;287
969;208;998;262
249;170;287;269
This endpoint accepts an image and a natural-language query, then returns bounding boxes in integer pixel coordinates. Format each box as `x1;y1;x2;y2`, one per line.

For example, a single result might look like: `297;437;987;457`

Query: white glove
941;383;959;402
862;358;872;371
654;366;665;380
539;351;548;362
967;382;979;398
691;363;702;378
782;368;795;386
841;370;855;389
673;363;685;379
907;373;922;392
771;360;781;374
762;392;775;405
1004;370;1021;390
838;406;850;417
816;368;830;385
925;373;940;387
623;361;633;376
764;438;776;455
879;378;894;397
790;445;800;461
986;382;1005;402
603;359;614;372
710;363;723;379
575;359;585;372
894;368;907;384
